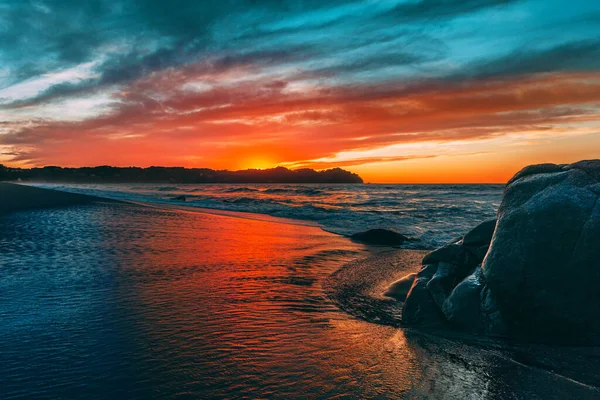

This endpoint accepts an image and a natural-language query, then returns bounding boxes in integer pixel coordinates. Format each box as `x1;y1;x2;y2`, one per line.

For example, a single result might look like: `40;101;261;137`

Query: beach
1;183;599;399
0;182;119;215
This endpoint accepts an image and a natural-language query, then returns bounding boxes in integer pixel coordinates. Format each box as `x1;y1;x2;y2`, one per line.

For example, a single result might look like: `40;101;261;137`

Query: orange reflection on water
98;203;593;398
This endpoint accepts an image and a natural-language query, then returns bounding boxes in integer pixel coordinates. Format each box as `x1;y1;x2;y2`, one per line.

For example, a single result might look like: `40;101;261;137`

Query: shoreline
325;247;600;391
325;249;427;326
3;180;600;396
5;182;427;245
0;182;321;229
11;181;503;250
0;182;122;215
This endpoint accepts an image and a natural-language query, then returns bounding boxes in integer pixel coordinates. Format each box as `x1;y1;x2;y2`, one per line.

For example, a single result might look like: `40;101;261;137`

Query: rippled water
2;202;598;399
28;183;504;248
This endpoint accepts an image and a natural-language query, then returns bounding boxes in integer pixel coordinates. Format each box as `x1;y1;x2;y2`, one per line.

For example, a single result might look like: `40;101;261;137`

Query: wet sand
0;182;118;215
2;183;600;399
328;249;600;398
326;249;427;325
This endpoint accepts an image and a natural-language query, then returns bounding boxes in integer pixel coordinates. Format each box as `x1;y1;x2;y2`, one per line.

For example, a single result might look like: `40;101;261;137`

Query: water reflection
1;202;597;399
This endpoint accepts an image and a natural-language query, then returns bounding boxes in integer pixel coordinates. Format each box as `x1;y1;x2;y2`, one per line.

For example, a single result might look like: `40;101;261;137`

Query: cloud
464;39;600;79
1;0;600;174
2;68;599;168
384;0;521;22
0;0;525;107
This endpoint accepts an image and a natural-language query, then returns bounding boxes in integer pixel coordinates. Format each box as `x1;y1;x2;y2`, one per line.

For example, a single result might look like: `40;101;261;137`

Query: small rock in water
172;195;187;201
383;273;417;301
350;229;409;246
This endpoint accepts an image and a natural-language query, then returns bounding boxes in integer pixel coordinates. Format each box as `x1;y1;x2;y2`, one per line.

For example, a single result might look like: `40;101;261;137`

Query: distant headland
0;165;363;184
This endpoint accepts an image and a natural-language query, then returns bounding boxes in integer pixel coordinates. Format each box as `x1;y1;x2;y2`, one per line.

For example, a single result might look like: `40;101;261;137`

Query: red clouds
2;61;600;182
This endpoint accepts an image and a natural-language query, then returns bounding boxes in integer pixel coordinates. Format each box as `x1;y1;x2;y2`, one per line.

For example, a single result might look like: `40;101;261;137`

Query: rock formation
397;160;600;344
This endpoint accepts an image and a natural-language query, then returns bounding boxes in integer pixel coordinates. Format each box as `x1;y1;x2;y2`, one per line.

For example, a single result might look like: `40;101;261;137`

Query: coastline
2;181;600;397
0;182;120;215
326;248;600;393
0;182;315;227
12;181;504;249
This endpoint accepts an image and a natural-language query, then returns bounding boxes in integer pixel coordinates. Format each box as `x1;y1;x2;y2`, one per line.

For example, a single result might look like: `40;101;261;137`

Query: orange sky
3;71;599;183
1;1;599;183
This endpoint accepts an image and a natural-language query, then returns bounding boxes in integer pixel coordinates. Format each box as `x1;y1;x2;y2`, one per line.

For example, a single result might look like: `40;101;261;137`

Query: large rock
401;220;495;327
483;160;600;344
402;264;447;328
400;160;600;345
441;266;486;333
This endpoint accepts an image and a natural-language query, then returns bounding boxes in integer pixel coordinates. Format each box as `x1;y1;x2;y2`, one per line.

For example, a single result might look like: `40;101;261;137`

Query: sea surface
27;183;504;248
2;189;598;399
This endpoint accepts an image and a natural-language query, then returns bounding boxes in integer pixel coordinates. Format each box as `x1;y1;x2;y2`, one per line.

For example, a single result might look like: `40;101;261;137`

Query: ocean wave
262;187;324;195
29;183;503;249
223;187;260;193
263;188;288;194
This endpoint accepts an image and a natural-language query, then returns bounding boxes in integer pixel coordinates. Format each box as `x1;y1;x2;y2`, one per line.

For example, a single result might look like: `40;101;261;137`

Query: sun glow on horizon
240;157;276;171
0;1;599;182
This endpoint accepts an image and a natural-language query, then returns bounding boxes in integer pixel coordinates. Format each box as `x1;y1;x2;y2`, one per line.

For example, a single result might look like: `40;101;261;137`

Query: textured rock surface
400;160;600;345
383;273;416;301
402;220;495;329
441;266;486;333
483;160;600;344
401;265;447;328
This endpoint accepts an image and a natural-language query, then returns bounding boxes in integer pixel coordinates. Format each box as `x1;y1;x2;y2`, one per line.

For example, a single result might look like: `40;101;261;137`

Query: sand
0;182;119;215
326;248;600;395
326;249;427;325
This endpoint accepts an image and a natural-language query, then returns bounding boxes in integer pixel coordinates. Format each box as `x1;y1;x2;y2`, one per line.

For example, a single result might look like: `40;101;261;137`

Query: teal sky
1;0;599;181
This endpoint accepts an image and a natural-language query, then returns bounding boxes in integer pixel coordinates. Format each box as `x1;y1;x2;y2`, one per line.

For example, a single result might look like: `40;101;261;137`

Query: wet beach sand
1;183;599;399
0;182;119;215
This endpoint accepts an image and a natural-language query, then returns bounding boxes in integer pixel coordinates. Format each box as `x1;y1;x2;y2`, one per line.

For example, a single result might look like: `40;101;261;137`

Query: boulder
441;267;486;333
402;271;447;328
401;219;497;328
462;219;496;262
422;243;479;276
350;229;409;246
384;273;417;301
427;262;464;309
483;160;600;344
462;218;496;247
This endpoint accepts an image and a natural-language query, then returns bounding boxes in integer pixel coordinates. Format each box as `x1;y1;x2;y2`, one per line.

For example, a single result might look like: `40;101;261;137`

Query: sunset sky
1;0;599;183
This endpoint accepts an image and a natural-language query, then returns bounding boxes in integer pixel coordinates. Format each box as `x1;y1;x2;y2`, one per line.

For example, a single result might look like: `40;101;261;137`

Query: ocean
2;184;597;399
27;183;504;248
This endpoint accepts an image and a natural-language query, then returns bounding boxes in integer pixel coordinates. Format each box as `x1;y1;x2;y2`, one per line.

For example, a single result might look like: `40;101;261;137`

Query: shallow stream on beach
1;201;598;399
